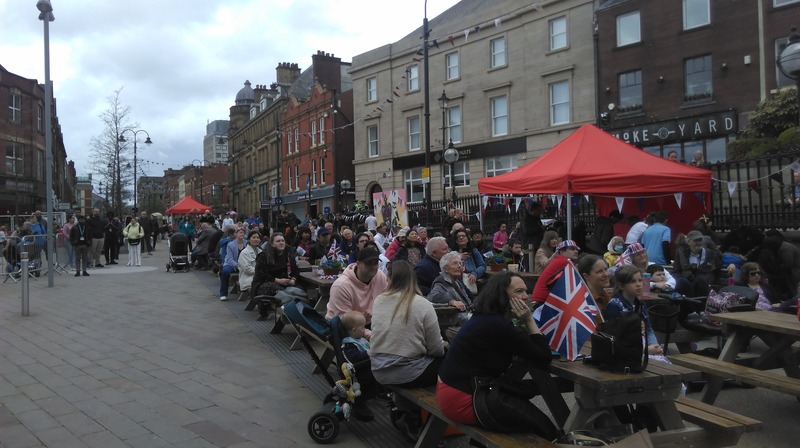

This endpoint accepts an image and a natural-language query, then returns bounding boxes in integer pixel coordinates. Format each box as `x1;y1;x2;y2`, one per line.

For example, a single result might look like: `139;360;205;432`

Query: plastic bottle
642;273;651;294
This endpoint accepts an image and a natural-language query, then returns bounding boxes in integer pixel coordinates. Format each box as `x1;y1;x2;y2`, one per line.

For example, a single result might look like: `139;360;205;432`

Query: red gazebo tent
165;197;212;215
477;124;713;235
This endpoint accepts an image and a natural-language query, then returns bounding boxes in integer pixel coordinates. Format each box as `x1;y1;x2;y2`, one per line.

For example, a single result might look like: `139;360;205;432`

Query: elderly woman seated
427;251;474;324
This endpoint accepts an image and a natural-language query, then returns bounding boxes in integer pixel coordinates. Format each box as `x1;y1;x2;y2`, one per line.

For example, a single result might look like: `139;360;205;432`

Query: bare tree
89;88;138;216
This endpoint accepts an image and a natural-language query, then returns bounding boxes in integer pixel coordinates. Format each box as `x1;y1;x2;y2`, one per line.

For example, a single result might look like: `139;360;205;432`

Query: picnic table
670;310;800;404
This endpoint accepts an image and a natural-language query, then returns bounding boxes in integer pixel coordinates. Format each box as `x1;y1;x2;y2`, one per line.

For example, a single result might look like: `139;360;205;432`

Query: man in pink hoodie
325;247;389;331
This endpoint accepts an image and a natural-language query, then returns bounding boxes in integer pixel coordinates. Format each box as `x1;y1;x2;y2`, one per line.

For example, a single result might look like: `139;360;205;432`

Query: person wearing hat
531;239;582;304
384;227;408;260
326;246;388;333
672;230;724;297
307;227;333;263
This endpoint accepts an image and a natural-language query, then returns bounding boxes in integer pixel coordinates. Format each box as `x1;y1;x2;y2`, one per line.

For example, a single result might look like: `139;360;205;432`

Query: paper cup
507;264;519;272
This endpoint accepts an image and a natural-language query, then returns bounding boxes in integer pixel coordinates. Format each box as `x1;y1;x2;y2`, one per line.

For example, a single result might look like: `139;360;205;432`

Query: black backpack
590;300;648;374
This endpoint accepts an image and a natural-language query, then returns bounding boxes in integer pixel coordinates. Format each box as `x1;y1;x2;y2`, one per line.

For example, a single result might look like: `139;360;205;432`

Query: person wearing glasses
348;232;372;264
450;228;486;293
739;262;779;311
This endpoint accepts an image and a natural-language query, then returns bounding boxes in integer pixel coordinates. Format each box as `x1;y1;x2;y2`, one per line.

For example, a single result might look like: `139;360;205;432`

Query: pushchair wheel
308;411;339;444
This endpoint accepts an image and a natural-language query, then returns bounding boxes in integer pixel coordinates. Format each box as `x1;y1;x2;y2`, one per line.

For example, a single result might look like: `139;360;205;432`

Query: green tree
745;88;799;138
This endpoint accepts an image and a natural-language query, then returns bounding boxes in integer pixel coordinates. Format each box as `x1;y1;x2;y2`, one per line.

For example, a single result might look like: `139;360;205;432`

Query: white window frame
320;157;326;184
490;36;506;68
319;117;325;144
312;159;317;186
683;0;710;30
271;180;278;199
490;95;508;137
287;131;293;155
288;165;294;191
774;0;800;6
366;77;377;102
37;104;43;132
486;156;517;177
616;11;641;47
549;16;568;51
294;128;299;153
6;141;23;175
447;106;462;144
404;168;426;203
550;80;571;126
408;116;421;151
9;93;21;123
311;120;316;146
367;125;379;157
446;52;459;80
407;64;419;91
444;161;470;188
294;165;300;192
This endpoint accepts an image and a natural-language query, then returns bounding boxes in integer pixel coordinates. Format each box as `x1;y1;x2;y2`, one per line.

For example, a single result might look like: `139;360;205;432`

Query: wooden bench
389;386;556;448
673;396;761;444
670;352;800;398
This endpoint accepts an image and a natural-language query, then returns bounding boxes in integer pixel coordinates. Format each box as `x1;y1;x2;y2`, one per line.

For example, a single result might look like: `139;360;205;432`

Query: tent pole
566;193;573;240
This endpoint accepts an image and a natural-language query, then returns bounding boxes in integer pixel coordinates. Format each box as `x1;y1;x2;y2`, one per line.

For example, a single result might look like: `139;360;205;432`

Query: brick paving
0;250;367;448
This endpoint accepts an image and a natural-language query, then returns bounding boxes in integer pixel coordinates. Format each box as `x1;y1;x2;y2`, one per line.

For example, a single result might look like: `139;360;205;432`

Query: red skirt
436;381;477;425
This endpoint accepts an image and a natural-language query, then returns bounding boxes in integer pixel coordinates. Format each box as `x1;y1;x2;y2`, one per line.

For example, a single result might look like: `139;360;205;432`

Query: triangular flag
727;182;736;197
464;29;470;42
393;90;400;97
673;193;683;209
615;197;625;212
556;194;564;209
448;35;454;46
515;198;522;211
584;195;590;202
533;2;543;12
432;39;439;49
495;18;501;28
482;196;489;209
789;161;800;172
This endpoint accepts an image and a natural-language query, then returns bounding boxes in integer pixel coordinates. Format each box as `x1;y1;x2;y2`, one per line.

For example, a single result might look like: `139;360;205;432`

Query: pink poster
372;189;408;228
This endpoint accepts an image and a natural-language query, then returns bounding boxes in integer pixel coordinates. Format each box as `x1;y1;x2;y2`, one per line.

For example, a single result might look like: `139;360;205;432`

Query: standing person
326;247;388;325
492;222;508;251
639;211;671;265
587;211;621;255
103;212;123;265
123;217;145;267
521;201;545;253
69;215;92;277
365;211;378;233
61;214;76;270
250;233;299;299
179;214;196;252
87;208;105;268
625;213;651;246
139;212;153;255
436;271;558;439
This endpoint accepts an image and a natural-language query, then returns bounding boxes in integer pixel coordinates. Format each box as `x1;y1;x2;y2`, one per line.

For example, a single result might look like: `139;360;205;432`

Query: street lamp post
37;0;55;287
339;178;351;212
118;129;153;214
777;26;800;125
438;90;449;203
422;1;432;227
443;140;460;204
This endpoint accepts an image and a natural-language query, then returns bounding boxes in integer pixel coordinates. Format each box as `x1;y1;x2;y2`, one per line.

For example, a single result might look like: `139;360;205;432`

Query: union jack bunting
534;261;598;360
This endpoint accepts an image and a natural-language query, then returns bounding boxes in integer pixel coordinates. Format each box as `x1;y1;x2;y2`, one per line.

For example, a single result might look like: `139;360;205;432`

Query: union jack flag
534;261;598;361
327;239;341;260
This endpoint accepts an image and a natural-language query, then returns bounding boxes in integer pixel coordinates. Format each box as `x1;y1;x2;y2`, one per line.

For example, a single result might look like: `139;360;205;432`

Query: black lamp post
438;90;450;203
777;26;800;125
118;129;153;214
339;178;351;212
443;139;459;203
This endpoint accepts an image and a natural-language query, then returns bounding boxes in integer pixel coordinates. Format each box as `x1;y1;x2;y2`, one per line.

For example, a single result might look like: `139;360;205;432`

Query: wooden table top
709;310;800;337
298;271;336;287
548;356;700;391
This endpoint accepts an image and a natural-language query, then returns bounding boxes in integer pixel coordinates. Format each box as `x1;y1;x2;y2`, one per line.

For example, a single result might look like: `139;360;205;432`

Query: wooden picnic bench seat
389;385;555;448
670;352;800;397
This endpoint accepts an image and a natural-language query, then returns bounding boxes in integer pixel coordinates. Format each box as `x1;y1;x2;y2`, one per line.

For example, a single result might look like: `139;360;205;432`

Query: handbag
589;300;648;374
471;375;557;437
128;238;141;246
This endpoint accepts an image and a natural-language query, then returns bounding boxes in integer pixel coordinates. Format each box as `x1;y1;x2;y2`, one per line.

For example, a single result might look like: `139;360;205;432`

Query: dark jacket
414;254;441;296
427;273;473;306
251;248;299;291
673;245;722;284
87;215;105;239
308;241;332;263
69;223;92;247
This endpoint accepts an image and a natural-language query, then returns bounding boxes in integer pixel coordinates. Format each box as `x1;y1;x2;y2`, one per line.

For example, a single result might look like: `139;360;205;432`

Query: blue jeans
219;265;238;297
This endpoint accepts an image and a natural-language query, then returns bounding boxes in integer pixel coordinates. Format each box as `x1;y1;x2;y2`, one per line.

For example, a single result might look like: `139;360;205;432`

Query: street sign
260;200;270;209
274;197;283;205
56;202;70;211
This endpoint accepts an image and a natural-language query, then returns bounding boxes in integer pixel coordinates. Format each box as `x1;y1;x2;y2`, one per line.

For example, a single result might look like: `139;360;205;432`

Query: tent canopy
165;197;212;215
478;124;712;196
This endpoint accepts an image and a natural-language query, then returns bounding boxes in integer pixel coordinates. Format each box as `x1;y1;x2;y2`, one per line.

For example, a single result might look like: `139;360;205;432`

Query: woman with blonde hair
370;261;445;388
533;230;560;274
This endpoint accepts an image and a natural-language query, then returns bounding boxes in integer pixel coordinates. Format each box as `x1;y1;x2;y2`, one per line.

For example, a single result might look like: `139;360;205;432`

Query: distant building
0;64;76;218
204;120;229;164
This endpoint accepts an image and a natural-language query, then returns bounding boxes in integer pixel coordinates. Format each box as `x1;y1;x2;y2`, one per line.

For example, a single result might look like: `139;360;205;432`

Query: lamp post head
37;0;54;21
144;137;153;145
778;26;800;80
443;139;459;164
340;179;351;191
117;134;126;143
438;90;449;110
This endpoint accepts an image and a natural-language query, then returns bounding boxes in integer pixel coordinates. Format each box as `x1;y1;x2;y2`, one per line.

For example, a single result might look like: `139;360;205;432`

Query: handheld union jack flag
327;239;341;260
534;261;599;361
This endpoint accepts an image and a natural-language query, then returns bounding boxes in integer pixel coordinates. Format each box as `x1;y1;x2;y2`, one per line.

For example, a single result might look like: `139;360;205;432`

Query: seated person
340;310;370;363
413;236;449;296
451;228;486;291
737;262;798;312
502;239;528;272
606;265;664;357
673;230;724;297
393;228;425;266
604;236;624;267
427;251;474;324
532;240;580;305
645;264;674;294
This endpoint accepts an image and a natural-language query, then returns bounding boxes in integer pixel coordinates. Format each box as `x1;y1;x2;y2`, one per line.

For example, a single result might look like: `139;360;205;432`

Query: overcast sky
0;0;459;181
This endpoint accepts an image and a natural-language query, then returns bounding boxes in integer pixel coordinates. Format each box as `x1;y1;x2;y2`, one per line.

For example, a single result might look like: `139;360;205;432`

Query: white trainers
219;296;227;301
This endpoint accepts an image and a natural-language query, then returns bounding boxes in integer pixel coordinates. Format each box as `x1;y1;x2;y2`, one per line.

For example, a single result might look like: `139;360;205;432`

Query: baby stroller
166;233;191;272
282;299;374;444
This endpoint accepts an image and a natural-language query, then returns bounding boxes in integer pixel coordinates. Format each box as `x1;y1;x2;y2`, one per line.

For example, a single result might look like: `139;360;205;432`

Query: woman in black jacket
251;233;299;297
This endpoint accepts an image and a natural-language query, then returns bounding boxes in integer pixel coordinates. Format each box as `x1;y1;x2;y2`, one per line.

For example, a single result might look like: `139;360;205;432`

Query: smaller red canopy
165;197;212;215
